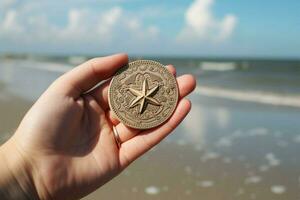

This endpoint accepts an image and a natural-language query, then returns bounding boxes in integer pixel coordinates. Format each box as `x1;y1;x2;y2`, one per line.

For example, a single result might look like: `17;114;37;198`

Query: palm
15;93;122;199
12;54;195;200
49;95;122;199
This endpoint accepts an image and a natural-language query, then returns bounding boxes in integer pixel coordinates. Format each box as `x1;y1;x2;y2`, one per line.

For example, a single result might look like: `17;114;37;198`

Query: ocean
1;55;300;199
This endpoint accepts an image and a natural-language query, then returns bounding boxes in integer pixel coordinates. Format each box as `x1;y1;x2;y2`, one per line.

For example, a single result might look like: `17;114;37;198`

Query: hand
0;54;196;200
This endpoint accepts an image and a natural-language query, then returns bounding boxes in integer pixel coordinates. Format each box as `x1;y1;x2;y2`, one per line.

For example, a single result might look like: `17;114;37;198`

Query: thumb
53;53;128;98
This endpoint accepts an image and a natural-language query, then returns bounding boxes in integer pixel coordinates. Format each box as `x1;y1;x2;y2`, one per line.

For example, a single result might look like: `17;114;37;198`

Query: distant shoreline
1;53;300;63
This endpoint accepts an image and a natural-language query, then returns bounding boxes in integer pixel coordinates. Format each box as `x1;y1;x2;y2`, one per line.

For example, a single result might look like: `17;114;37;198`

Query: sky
0;0;299;58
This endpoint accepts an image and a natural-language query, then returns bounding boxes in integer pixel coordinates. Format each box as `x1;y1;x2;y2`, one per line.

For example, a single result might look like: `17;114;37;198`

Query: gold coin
108;60;178;129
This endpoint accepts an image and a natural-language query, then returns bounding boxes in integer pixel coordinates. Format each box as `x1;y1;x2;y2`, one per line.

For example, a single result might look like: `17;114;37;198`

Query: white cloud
0;0;17;9
0;6;160;51
0;0;239;55
97;7;122;37
147;26;159;36
177;0;237;43
1;10;22;32
59;9;91;41
217;14;237;41
127;18;140;30
101;7;122;26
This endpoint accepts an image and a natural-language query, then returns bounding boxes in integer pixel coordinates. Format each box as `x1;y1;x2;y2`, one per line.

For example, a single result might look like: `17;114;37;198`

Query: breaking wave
195;86;300;108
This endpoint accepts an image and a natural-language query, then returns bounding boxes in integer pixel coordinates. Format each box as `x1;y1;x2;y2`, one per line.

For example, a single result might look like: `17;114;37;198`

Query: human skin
0;54;196;200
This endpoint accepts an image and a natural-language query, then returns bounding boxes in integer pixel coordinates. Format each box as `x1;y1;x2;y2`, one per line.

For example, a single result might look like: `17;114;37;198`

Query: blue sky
0;0;299;58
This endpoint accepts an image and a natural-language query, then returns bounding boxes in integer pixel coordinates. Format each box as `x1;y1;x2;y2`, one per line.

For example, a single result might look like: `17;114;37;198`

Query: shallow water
1;57;300;199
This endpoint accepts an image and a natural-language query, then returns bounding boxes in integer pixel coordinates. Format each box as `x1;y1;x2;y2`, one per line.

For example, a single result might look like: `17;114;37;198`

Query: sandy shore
0;82;32;144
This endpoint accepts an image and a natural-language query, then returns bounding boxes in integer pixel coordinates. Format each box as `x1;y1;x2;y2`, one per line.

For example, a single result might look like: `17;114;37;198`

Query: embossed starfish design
128;78;161;114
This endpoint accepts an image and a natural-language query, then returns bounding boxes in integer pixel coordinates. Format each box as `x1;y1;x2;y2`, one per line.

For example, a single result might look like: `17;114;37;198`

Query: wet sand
83;96;300;200
1;58;300;199
0;82;32;143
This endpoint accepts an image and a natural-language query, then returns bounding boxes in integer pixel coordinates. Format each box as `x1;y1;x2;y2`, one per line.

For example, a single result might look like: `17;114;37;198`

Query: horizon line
0;52;300;62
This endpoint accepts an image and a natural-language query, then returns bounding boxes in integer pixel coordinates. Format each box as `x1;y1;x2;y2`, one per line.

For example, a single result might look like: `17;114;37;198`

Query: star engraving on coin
108;60;178;129
128;78;161;114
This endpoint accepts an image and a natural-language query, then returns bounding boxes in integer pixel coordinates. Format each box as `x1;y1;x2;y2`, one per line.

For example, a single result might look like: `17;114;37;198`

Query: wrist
0;137;40;200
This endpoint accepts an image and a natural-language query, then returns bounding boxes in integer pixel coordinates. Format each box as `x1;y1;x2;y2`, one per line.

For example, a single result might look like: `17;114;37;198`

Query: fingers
54;53;128;97
106;72;196;145
90;79;111;111
177;74;196;98
118;98;192;168
166;65;176;76
106;110;119;126
114;124;140;144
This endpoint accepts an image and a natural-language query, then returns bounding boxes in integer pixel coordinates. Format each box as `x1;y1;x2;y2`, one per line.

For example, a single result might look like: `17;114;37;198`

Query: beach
1;56;300;199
